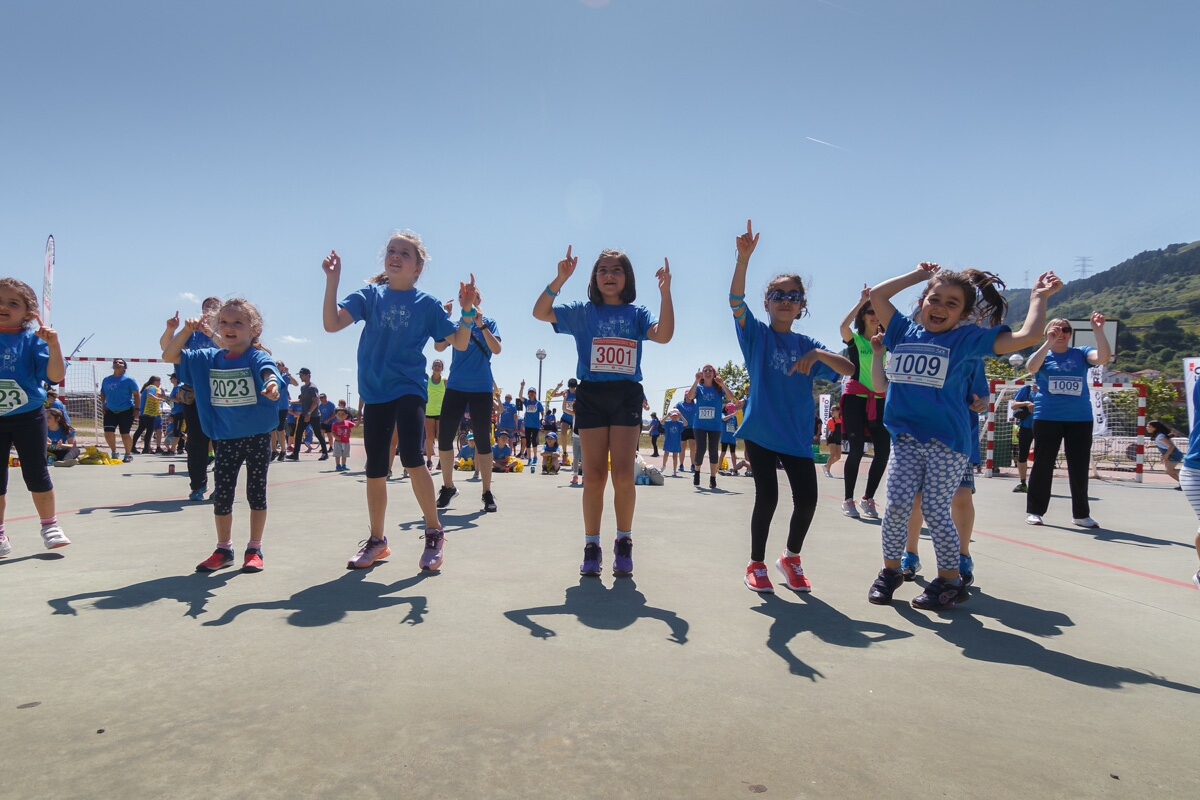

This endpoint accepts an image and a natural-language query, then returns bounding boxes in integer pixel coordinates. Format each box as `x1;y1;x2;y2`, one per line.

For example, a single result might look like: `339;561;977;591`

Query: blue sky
3;0;1198;409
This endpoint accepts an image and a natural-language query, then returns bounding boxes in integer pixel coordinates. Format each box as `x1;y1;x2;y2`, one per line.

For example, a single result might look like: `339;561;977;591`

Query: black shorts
363;394;427;477
103;408;134;434
574;380;644;430
680;428;695;442
1016;426;1035;464
426;414;440;421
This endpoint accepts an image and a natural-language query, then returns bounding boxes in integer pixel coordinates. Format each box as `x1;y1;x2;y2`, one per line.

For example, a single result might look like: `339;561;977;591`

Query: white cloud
278;335;309;344
178;292;199;304
338;367;354;372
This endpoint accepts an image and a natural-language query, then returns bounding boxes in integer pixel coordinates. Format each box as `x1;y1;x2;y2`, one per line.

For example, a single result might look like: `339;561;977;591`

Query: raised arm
1085;312;1111;366
729;219;758;330
163;318;201;364
34;316;65;384
993;271;1063;354
869;330;888;392
322;251;356;332
684;371;701;402
447;275;478;351
868;262;939;331
645;258;674;344
840;284;871;342
160;311;181;351
533;246;576;323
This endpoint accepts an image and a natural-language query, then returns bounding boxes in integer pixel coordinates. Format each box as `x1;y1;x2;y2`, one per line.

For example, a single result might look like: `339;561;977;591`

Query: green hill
999;240;1200;377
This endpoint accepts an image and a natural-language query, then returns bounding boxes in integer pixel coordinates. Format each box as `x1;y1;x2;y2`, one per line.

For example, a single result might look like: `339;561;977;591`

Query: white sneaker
40;525;71;549
1192;570;1200;592
823;469;833;478
1072;517;1100;529
0;534;11;557
1025;514;1043;526
859;498;879;519
841;499;860;518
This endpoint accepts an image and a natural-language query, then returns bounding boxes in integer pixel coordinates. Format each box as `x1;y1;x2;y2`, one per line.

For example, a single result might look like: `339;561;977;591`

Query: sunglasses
767;290;805;303
862;307;876;315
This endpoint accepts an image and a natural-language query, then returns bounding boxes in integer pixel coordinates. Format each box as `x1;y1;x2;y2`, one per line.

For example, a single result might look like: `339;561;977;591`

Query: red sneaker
775;553;812;592
744;561;774;593
242;548;264;573
196;547;235;573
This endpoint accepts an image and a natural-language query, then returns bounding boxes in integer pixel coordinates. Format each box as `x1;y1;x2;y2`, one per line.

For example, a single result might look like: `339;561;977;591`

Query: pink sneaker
420;529;445;571
744;561;774;593
348;536;390;569
775;553;812;592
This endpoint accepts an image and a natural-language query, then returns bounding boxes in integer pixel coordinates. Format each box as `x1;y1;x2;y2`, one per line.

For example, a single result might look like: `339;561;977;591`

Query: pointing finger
565;245;572;261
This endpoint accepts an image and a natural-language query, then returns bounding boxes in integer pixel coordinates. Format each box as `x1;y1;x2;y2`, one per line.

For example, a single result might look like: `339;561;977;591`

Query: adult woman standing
425;358;445;470
837;286;890;518
684;365;737;489
1025;314;1111;528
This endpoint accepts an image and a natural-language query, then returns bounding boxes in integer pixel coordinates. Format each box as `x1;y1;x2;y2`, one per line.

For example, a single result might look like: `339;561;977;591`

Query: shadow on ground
505;578;688;644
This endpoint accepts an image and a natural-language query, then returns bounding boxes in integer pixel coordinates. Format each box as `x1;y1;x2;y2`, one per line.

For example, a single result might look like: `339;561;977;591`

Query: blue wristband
545;285;559;298
728;293;745;301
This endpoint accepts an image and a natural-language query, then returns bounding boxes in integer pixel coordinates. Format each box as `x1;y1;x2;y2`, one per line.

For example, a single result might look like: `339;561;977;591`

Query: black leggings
183;399;211;493
745;439;818;563
437;389;494;452
1016;426;1035;463
211;433;271;516
291;412;327;456
363;395;426;478
841;394;890;500
0;408;52;495
649;434;660;454
133;414;158;451
694;429;720;467
1027;419;1092;519
525;427;540;451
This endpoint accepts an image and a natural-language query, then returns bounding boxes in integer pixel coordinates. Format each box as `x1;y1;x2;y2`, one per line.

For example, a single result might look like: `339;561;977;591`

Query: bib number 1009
884;344;950;389
590;337;637;375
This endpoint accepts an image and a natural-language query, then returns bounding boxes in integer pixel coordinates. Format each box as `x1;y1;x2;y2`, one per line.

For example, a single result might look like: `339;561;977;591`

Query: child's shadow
48;571;238;619
896;592;1200;694
0;552;66;567
397;510;486;534
751;593;913;681
202;570;431;628
504;578;688;644
76;497;196;516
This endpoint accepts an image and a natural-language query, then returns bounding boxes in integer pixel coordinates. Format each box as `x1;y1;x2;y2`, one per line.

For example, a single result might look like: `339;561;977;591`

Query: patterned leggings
211;433;271;516
881;434;968;571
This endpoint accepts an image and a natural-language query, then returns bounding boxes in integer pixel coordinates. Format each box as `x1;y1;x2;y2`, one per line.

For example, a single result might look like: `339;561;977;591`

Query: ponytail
962;269;1008;327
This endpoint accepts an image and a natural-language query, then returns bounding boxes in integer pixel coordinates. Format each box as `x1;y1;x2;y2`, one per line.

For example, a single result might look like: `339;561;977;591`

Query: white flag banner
1090;366;1107;436
42;235;54;325
819;394;831;425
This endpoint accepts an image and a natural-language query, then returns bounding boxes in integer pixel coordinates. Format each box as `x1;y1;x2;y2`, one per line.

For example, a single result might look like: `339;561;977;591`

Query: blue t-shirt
542;441;560;454
447;316;500;393
499;402;518;429
491;443;512;460
318;400;337;423
552;301;655;383
543;410;557;429
674;400;697;428
1013;384;1038;430
101;374;140;412
563;389;577;418
0;330;50;417
276;373;293;411
339;284;457;404
1186;380;1200;471
881;311;1001;456
48;425;72;446
177;348;281;441
662;418;685;453
692;384;725;432
523;400;543;428
1033;346;1095;423
736;309;839;458
648;417;662;436
458;444;475;460
47;397;70;426
721;412;739;445
966;360;990;465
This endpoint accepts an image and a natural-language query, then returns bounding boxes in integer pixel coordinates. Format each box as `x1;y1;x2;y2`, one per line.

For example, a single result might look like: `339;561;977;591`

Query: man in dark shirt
287;368;329;460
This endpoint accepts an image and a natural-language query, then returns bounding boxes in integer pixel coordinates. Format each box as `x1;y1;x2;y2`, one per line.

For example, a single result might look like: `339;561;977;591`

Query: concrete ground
2;446;1198;799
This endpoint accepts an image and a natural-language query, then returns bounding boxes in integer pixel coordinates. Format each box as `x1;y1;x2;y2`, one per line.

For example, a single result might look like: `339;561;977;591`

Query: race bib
564;399;574;414
0;379;29;416
698;407;716;420
1047;377;1083;396
885;343;950;389
209;368;256;407
590;337;636;375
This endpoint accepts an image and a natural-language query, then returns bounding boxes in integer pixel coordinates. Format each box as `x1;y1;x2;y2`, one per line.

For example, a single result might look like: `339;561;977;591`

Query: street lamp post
536;349;547;406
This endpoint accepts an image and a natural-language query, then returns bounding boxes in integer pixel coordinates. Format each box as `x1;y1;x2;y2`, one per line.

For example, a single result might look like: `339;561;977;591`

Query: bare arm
994;271;1063;353
163;319;201;364
322;251;356;332
869;263;938;331
869;331;888;392
534;247;576;324
35;317;65;384
1025;337;1054;374
645;258;674;344
729;219;758;330
1085;312;1111;365
840;284;871;342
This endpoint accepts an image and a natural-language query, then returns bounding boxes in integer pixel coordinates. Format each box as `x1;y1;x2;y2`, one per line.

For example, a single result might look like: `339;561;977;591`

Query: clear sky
3;0;1198;410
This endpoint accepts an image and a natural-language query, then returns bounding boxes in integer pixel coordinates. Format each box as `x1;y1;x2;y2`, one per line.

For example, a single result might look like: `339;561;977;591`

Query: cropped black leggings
841;394;890;500
745;440;818;563
694;429;720;467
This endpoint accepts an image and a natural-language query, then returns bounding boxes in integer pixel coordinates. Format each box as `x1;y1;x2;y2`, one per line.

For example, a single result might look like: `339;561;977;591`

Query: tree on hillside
717;360;749;399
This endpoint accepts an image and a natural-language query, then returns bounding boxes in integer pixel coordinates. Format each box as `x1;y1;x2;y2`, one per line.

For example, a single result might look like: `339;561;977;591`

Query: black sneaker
709;476;716;489
693;470;701;486
285;454;299;461
911;577;969;610
482;491;497;513
1012;482;1027;493
318;453;329;461
436;485;458;509
868;568;905;605
961;571;974;590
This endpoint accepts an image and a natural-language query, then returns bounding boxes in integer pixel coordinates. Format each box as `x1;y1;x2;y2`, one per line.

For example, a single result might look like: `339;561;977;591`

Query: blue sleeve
251;351;281;390
806;336;841;383
637;305;656;339
735;307;763;359
1014;385;1030;403
339;287;372;323
961;325;1001;360
487;317;501;341
430;297;456;343
882;311;911;350
552;302;583;336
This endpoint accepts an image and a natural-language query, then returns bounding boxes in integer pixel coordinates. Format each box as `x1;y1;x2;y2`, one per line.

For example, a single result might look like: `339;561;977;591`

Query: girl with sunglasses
533;245;674;577
837;285;890;519
729;221;854;593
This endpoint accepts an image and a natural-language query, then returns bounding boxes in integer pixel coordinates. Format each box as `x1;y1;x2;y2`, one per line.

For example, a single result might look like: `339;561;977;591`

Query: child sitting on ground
331;407;356;472
541;431;562;474
457;433;478;477
492;430;517;472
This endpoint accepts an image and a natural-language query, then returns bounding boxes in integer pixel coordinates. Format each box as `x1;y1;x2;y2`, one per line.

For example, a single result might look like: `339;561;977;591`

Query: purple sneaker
580;542;603;576
348;536;390;569
612;537;633;575
420;529;445;571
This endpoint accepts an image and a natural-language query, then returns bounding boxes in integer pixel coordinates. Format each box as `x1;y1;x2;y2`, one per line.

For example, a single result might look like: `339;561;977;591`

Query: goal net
60;357;173;447
985;379;1147;483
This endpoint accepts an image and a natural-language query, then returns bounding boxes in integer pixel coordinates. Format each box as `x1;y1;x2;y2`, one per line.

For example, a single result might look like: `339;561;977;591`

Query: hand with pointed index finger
860;284;871;304
656;258;671;292
557;246;578;283
262;381;280;402
444;300;454;315
917;261;939;275
166;311;180;330
33;315;58;345
736;219;759;260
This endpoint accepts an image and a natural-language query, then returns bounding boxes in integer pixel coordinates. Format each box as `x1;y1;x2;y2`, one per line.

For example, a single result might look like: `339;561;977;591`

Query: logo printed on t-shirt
380;303;411;331
596;317;631;338
770;349;799;375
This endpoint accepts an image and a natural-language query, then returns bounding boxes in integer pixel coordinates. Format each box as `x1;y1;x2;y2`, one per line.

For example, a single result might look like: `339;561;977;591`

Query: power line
1074;256;1093;280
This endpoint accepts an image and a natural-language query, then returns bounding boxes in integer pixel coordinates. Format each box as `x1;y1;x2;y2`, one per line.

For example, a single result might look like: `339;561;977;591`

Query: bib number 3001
590;337;637;375
209;368;256;407
884;343;951;389
0;379;29;416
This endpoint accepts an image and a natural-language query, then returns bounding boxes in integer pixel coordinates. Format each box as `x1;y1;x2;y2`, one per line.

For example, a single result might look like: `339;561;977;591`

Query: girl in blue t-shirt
322;232;473;572
867;261;1061;610
685;365;737;490
661;410;685;475
729;221;855;594
1024;313;1111;528
0;278;68;559
164;299;281;574
1147;420;1182;486
719;402;741;473
1009;382;1039;492
533;245;674;577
